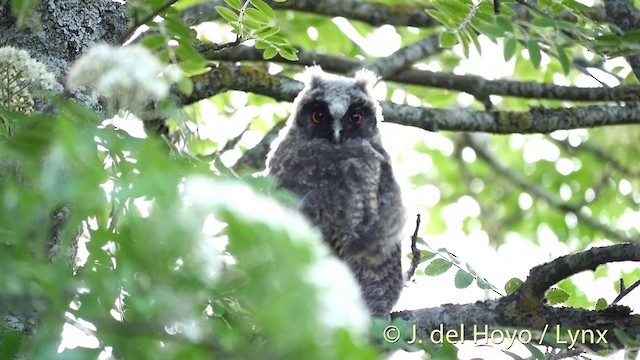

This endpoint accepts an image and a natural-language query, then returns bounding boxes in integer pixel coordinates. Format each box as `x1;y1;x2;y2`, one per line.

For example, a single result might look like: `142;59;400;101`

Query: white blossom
183;176;371;333
66;44;181;111
305;256;370;334
0;46;56;113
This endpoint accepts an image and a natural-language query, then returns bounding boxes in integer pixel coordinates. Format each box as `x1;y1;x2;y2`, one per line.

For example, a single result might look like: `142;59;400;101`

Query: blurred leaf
440;31;457;48
250;0;275;18
263;46;278;59
424;258;453;276
216;6;239;22
504;37;517;61
224;0;243;10
526;39;541;68
454;269;474;288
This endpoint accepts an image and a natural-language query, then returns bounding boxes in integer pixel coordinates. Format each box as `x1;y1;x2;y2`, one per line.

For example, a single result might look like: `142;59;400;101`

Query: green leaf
476;24;506;38
254;26;280;38
425;9;456;28
503;37;517;61
622;30;640;42
526;39;541;68
255;40;270;49
224;0;243;10
531;17;556;27
504;278;523;295
495;15;514;33
546;287;570;305
250;0;276;18
454;269;474;289
439;31;458;48
555;44;570;75
595;298;608;311
562;0;593;12
524;343;547;360
457;31;470;58
216;6;239;22
423;258;453;276
277;44;298;61
476;277;493;290
245;7;272;24
177;77;194;96
141;34;166;50
263;46;278;59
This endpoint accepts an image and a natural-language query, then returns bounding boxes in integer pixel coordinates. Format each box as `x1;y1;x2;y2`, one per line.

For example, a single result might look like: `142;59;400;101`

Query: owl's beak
331;119;344;144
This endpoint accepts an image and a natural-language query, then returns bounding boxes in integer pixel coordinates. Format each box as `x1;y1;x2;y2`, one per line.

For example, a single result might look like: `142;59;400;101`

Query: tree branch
355;35;442;79
393;243;640;352
203;46;640;102
181;63;640;135
465;134;637;243
181;0;437;28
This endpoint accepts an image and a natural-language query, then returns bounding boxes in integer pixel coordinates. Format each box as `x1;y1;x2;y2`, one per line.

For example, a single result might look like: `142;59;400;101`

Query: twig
118;0;180;45
613;278;640;304
405;214;422;281
353;35;442;79
465;134;636;243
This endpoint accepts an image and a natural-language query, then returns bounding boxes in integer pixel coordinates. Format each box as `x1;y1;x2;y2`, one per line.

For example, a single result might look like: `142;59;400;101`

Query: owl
266;66;405;318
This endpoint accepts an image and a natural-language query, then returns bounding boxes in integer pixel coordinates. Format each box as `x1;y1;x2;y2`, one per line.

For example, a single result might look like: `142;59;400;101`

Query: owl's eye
350;112;363;125
311;110;325;124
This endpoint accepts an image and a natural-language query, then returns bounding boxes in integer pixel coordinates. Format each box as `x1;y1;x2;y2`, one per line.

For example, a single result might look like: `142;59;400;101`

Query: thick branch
393;243;640;352
518;243;640;300
203;46;640;102
182;63;640;134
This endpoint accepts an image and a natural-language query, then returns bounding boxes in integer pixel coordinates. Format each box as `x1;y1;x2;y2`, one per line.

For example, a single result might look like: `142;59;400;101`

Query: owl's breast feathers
268;137;404;258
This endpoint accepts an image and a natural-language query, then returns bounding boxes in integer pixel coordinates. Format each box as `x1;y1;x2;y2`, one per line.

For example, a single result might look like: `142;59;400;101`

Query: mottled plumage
267;67;405;318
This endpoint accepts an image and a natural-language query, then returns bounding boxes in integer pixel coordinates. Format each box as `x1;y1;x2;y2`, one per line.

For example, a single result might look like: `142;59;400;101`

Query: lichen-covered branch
183;63;640;134
517;243;640;300
394;243;640;352
203;46;640;102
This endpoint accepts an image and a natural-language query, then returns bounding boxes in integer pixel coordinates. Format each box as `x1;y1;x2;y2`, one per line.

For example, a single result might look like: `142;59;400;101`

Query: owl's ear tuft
354;69;379;90
303;65;326;87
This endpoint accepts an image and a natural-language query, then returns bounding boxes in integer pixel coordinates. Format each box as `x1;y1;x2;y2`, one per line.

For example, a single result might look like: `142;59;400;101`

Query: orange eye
350;112;363;125
311;110;325;124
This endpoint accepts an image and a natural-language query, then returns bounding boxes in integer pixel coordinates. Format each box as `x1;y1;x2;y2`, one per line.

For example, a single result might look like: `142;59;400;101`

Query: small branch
465;133;637;242
613;278;640;304
118;0;179;45
405;214;422;281
353;35;442;79
553;138;640;178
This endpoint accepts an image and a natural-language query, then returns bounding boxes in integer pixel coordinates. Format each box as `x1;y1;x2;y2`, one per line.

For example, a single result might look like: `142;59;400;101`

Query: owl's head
290;66;383;144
